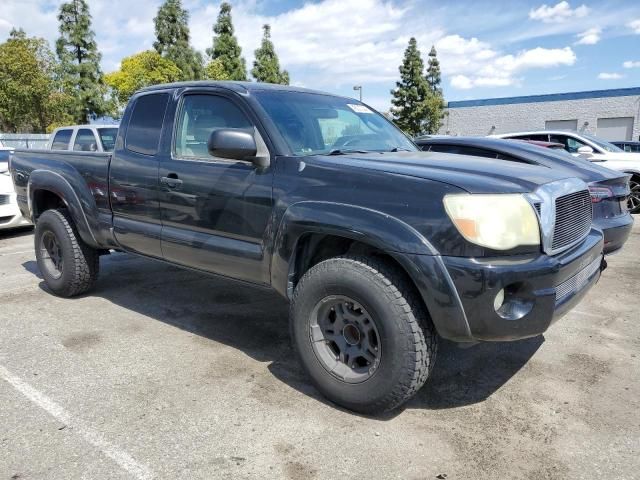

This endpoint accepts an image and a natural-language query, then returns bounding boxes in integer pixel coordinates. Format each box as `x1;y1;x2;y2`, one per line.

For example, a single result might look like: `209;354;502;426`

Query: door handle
160;174;183;188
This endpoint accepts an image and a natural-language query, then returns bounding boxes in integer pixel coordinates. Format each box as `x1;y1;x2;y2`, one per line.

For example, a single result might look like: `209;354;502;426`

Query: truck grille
551;190;592;252
0;194;10;206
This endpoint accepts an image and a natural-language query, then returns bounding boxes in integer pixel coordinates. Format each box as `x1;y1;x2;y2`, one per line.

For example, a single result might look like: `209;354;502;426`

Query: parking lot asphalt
1;224;639;480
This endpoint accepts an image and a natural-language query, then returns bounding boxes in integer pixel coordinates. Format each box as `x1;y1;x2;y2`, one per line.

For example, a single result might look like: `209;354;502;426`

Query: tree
105;50;182;106
390;37;431;137
425;45;441;94
56;0;111;123
0;29;73;133
206;2;247;81
251;24;289;84
423;45;445;134
423;93;445;135
204;58;231;80
153;0;204;81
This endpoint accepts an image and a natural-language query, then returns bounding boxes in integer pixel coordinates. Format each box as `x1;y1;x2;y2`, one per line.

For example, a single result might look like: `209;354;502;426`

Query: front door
158;92;274;285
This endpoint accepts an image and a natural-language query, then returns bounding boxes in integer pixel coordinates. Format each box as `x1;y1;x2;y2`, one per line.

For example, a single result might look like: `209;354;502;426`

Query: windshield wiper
326;149;370;155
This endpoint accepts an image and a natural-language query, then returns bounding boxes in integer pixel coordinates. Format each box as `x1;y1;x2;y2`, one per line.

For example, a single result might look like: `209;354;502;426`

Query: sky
1;0;640;111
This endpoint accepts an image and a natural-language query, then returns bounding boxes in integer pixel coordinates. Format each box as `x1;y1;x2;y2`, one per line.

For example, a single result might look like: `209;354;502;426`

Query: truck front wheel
34;209;99;297
290;255;437;414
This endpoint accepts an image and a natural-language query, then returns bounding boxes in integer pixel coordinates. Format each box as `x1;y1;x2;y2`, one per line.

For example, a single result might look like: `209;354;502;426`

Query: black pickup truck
10;82;605;413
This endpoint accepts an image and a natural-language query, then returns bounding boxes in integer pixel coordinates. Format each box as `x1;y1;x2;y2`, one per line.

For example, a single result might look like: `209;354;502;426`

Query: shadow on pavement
22;252;542;415
0;226;34;240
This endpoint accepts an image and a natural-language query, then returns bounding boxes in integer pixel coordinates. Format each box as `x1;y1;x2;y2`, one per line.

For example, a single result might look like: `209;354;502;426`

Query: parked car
10;82;605;413
493;131;640;213
612;141;640;153
415;136;633;254
47;125;119;152
0;147;31;230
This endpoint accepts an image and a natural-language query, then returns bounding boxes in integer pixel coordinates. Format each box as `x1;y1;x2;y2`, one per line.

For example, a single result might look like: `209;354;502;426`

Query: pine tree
425;45;442;94
251;25;289;84
56;0;110;123
153;0;204;81
390;38;430;137
206;2;247;81
424;45;445;134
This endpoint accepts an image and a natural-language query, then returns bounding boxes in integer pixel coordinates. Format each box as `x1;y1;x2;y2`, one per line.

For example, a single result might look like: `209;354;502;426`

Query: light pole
353;85;362;102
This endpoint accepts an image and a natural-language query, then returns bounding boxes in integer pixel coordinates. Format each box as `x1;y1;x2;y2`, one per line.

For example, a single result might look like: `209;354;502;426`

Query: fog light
493;288;505;311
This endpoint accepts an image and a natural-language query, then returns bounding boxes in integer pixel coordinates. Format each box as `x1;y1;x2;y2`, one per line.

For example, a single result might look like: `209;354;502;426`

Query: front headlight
443;194;540;250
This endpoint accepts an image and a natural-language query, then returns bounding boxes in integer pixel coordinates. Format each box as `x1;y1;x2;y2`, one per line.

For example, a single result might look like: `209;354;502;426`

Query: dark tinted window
428;144;497;159
51;129;73;150
73;129;98;152
126;94;168;155
97;128;118;152
175;94;252;158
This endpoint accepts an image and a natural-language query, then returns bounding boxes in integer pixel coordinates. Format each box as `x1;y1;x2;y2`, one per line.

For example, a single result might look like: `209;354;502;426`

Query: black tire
628;175;640;214
34;209;99;297
290;255;437;414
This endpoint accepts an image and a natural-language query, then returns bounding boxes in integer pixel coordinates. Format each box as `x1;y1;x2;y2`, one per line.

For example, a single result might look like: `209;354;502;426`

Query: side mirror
208;128;257;162
577;145;594;156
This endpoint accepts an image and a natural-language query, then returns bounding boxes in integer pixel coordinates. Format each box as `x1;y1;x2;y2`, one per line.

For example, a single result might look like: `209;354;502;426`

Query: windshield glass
579;132;623;153
97;128;119;152
253;91;417;156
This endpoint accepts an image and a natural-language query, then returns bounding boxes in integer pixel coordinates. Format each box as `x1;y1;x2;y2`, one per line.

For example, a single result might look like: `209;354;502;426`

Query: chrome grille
551;190;592;251
555;256;601;302
0;194;10;206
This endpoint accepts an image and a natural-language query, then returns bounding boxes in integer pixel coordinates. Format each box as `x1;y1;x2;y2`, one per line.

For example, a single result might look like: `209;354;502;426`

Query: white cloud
529;1;589;23
623;60;640;68
598;72;624;80
575;27;601;45
448;46;576;90
629;19;640;33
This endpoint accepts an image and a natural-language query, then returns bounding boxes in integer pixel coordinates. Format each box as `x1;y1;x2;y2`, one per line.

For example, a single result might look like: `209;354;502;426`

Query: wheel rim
39;230;63;279
309;295;381;384
628;180;640;213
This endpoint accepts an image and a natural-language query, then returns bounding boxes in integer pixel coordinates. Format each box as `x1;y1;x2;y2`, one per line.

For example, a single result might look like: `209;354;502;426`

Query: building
442;87;640;141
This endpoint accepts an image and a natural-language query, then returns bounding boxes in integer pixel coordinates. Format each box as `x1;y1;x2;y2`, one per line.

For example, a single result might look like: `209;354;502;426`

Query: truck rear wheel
34;209;99;297
290;255;437;414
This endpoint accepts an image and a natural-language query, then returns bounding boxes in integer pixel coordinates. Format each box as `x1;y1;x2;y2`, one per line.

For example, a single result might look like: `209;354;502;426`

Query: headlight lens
443;194;540;250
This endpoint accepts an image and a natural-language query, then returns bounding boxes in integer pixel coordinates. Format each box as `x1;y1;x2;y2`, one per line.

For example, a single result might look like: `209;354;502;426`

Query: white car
493;130;640;213
0;147;32;230
47;124;119;152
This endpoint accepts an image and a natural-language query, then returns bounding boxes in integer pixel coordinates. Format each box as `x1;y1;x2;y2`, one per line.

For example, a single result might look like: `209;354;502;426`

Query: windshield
253;91;417;156
97;128;119;152
579;132;623;153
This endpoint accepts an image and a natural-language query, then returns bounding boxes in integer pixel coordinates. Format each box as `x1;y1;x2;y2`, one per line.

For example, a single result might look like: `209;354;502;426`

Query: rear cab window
73;129;98;152
97;128;119;152
125;93;169;155
51;129;73;150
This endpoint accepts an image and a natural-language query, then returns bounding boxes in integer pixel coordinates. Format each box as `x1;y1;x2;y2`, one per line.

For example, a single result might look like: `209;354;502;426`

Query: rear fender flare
28;169;100;248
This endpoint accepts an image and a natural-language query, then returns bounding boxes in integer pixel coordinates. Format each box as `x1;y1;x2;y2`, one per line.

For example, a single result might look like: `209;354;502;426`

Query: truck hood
315;151;579;194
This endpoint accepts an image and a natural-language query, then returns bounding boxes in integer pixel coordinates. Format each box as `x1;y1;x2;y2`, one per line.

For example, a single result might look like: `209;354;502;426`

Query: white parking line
570;309;605;319
0;250;34;256
0;364;154;480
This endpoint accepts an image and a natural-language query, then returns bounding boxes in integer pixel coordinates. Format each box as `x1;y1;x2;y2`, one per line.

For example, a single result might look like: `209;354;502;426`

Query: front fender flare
271;201;439;294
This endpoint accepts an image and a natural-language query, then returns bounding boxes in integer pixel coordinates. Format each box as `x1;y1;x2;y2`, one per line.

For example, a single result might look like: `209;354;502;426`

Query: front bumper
405;228;604;342
0;193;32;230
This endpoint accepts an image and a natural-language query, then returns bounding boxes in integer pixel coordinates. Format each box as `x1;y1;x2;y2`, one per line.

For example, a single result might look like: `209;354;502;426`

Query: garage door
545;119;578;131
597;117;634;141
